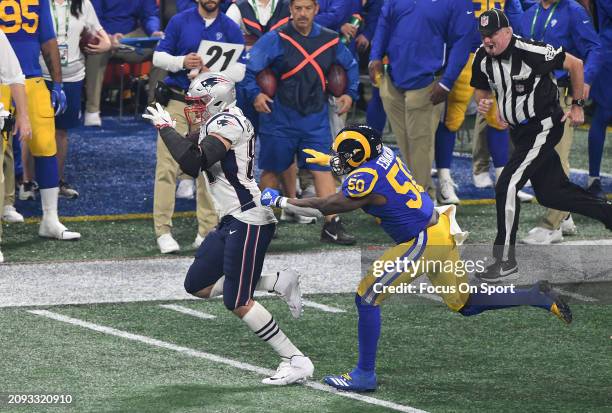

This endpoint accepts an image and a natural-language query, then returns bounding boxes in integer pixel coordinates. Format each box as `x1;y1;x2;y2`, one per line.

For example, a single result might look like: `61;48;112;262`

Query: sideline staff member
471;9;612;280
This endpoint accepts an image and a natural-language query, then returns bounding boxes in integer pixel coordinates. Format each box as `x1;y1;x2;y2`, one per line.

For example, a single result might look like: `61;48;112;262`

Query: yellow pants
358;213;470;311
445;54;505;132
24;77;56;156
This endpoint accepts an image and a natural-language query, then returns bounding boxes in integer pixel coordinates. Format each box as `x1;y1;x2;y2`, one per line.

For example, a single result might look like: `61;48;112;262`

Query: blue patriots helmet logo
201;76;231;92
216;117;238;127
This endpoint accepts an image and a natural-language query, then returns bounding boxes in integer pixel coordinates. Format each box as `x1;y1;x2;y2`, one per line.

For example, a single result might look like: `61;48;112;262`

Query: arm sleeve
140;0;161;35
243;32;284;103
0;32;25;85
341;169;378;198
335;42;359;100
153;51;185;72
369;0;390;61
470;48;490;90
570;6;602;85
525;42;566;75
439;0;476;90
38;0;57;44
315;0;352;31
159;127;203;178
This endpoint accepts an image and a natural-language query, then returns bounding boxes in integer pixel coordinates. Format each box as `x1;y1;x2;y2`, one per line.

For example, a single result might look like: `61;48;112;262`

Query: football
79;28;100;53
327;64;347;97
256;68;277;97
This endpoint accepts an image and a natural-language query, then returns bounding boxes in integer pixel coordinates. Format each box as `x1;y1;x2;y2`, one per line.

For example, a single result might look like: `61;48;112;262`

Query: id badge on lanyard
58;43;69;67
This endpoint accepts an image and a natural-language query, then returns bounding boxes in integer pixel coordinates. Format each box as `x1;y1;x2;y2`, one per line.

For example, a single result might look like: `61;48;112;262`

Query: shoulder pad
205;113;244;144
341;168;379;198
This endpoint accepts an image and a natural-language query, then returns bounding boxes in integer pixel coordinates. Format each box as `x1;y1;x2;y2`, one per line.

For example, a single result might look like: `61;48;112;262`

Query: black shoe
476;258;519;282
586;178;606;200
59;180;79;199
321;216;356;245
538;280;572;324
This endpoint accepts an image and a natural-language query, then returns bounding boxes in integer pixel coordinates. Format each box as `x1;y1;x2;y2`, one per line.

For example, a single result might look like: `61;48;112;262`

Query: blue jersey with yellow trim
1;0;56;77
341;146;435;244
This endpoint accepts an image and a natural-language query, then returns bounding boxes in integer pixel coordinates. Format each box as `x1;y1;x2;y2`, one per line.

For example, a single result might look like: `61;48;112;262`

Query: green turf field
2;294;611;413
2;201;611;263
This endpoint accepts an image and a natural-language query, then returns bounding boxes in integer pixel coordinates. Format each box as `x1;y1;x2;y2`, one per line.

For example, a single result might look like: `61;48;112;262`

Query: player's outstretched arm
261;189;371;216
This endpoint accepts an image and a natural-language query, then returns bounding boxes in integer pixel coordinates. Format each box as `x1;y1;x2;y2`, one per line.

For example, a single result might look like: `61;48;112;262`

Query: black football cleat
538;280;572;324
476;258;519;282
321;216;356;245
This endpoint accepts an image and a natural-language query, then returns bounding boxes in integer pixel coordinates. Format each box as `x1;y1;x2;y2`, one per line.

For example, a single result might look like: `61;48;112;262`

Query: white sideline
28;310;427;413
302;299;347;313
159;304;217;319
555;289;598;303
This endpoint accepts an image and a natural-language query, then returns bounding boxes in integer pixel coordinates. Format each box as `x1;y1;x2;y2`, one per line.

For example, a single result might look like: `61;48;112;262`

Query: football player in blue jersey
261;124;573;392
1;0;80;240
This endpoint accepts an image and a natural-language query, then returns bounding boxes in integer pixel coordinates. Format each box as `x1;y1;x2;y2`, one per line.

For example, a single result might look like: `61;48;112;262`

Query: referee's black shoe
476;258;519;282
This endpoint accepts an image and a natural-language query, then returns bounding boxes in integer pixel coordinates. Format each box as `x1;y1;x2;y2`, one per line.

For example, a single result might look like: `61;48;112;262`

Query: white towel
435;205;469;246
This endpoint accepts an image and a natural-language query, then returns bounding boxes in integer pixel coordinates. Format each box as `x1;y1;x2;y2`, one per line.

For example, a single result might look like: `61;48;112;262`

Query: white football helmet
184;72;236;129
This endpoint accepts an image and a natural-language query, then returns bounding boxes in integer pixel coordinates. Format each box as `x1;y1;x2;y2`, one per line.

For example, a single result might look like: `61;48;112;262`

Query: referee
470;9;612;281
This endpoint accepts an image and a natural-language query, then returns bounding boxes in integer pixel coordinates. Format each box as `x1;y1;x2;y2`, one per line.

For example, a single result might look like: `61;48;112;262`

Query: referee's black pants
494;109;612;261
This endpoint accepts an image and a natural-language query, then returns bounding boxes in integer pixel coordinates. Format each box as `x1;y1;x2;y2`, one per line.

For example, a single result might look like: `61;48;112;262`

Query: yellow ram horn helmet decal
332;130;372;167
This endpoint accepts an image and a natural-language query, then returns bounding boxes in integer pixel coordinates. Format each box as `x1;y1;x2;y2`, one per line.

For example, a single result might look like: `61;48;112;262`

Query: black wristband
571;99;585;107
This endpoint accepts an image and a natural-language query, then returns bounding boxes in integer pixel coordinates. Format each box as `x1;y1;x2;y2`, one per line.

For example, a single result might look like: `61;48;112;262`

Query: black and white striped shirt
471;35;566;127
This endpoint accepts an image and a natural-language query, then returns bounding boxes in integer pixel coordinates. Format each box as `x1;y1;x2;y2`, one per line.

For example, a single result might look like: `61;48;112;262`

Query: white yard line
555;288;599;303
302;299;347;313
159;304;216;319
28;310;427;413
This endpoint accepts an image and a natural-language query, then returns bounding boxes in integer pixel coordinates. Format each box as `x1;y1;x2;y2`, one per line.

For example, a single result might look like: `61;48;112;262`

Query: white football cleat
176;179;195;199
192;233;204;249
39;220;81;240
157;233;180;254
280;209;317;224
473;172;494;188
520;227;563;245
517;190;534;202
2;205;24;223
84;111;102;127
273;269;303;318
560;214;577;236
0;248;4;264
437;178;460;205
262;355;314;385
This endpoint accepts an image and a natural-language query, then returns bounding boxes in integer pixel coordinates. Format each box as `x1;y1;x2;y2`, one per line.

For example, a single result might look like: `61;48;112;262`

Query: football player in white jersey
143;72;314;385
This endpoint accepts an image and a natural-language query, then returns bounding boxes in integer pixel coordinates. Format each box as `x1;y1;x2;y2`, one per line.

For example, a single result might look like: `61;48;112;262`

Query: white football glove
142;102;176;129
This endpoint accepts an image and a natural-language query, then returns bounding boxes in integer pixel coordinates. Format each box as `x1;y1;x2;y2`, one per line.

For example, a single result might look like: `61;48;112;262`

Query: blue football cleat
323;368;377;392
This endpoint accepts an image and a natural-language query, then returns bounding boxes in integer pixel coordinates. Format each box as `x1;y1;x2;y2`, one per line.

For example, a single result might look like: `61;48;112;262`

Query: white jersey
200;106;276;225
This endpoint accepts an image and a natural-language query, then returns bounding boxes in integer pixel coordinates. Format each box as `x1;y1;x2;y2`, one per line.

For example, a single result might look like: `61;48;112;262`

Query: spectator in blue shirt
369;0;475;197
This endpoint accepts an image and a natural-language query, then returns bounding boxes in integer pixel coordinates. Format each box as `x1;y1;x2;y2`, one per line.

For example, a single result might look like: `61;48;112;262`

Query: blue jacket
315;0;354;31
370;0;475;91
92;0;160;35
516;0;601;85
156;8;245;91
243;22;359;103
